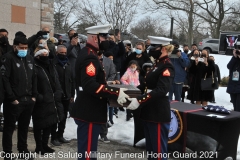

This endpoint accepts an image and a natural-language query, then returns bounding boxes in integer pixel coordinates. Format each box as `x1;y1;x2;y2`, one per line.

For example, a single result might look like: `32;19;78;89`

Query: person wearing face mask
187;49;215;106
120;60;140;121
121;60;140;86
33;47;64;155
70;24;129;160
183;44;190;54
50;45;75;146
1;34;37;160
28;27;56;60
125;42;151;79
126;36;175;160
0;29;12;56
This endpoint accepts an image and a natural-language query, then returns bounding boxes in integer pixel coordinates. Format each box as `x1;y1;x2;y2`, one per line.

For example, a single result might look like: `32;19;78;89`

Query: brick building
0;0;54;44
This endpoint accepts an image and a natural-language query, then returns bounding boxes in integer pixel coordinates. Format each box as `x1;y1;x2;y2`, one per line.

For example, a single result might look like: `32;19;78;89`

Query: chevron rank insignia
86;62;96;76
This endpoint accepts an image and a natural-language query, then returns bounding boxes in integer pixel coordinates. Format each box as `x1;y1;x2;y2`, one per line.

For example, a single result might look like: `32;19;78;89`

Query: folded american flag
202;105;231;114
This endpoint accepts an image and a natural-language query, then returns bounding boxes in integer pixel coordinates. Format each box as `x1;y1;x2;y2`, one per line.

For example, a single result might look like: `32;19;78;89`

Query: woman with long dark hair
187;49;215;106
33;47;64;154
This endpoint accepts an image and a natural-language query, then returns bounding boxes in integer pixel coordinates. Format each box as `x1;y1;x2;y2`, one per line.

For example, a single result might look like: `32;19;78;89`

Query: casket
108;84;141;108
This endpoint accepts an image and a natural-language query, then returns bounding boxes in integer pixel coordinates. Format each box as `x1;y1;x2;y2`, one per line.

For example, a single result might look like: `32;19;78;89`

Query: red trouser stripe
157;123;161;160
86;123;93;160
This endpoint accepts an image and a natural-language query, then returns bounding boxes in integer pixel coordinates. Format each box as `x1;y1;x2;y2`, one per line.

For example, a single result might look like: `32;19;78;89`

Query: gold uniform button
100;97;102;99
139;100;141;102
111;89;113;91
116;91;118;93
143;98;145;100
105;88;108;90
147;95;149;97
144;76;146;78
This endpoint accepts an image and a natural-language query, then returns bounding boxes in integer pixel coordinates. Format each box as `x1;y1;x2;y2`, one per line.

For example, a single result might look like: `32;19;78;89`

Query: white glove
117;88;129;106
127;98;140;110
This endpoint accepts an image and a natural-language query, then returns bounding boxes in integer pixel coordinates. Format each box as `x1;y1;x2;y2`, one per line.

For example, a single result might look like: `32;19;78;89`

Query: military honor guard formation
0;13;240;160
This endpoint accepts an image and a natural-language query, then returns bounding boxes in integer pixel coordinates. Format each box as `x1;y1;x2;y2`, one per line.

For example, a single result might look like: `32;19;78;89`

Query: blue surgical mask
42;33;49;39
17;50;28;58
38;44;44;47
135;49;142;54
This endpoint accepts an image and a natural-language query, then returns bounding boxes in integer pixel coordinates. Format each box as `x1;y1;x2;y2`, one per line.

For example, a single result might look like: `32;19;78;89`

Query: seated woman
33;47;64;154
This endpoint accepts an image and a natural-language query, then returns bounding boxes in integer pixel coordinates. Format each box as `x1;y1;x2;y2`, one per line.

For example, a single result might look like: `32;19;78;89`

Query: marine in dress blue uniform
70;24;129;160
128;36;175;160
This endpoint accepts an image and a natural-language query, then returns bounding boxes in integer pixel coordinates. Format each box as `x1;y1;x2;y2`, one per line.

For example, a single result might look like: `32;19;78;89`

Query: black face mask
0;36;8;45
149;50;161;59
39;56;49;63
184;50;189;53
201;54;207;58
194;54;199;58
57;54;67;60
99;40;110;51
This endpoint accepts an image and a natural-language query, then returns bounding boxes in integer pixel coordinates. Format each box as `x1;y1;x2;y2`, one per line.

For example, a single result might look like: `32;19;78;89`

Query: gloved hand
127;98;140;110
37;31;43;37
117;88;129;106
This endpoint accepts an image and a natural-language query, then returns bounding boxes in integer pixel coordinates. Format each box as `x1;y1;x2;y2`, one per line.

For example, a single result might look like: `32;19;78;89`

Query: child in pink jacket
121;60;140;87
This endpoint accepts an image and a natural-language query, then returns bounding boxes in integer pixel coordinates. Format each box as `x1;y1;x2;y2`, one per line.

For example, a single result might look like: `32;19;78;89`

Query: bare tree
54;0;80;33
77;0;139;31
194;0;238;38
144;0;198;46
130;16;167;39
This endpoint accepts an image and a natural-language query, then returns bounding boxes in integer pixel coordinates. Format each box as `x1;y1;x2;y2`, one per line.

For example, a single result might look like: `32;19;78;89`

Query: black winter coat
54;59;75;100
1;51;37;102
187;59;215;101
0;72;4;105
33;59;64;129
227;56;240;94
107;41;126;74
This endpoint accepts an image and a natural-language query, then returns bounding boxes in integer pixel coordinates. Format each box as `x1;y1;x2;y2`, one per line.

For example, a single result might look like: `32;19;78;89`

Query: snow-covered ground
64;54;239;157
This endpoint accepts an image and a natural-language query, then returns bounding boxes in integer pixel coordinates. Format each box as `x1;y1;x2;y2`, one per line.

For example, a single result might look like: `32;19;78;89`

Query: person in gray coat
64;29;82;77
98;51;117;143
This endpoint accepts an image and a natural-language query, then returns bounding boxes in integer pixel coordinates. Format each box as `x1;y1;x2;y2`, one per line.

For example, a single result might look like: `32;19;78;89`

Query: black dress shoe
51;140;61;146
35;148;46;155
58;137;70;143
43;146;55;153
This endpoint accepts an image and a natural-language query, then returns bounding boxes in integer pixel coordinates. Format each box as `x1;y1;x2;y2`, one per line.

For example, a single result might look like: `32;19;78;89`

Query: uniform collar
86;43;98;54
156;55;169;64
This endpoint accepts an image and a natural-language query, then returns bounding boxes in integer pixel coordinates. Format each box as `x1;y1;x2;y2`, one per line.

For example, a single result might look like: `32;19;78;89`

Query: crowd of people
0;23;239;160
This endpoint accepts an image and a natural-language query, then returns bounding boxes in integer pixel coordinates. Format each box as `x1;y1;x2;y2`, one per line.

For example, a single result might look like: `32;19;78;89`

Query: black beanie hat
0;28;8;33
13;31;27;45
